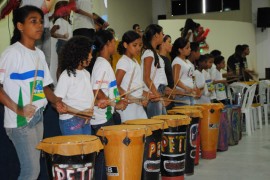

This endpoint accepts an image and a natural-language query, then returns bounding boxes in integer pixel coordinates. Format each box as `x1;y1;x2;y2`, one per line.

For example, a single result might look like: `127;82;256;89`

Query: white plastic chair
227;82;249;105
258;80;270;126
241;84;257;136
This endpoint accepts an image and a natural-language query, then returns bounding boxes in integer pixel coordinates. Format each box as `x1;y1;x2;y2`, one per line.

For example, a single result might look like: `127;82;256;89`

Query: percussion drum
152;115;191;180
124;119;166;180
97;125;152;180
37;135;103;180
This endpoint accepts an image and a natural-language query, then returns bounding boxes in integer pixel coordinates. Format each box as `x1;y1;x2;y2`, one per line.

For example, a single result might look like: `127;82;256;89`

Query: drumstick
125;66;136;100
110;85;143;103
90;72;106;109
86;71;106;124
30;58;40;105
168;79;180;99
147;64;158;100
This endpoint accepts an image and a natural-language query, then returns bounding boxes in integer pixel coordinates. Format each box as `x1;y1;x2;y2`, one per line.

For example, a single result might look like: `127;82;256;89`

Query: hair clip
91;45;96;51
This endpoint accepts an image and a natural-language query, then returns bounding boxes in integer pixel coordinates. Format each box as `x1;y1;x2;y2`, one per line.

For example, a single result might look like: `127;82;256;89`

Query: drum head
37;135;103;156
124;119;167;131
151;115;191;127
168;109;203;118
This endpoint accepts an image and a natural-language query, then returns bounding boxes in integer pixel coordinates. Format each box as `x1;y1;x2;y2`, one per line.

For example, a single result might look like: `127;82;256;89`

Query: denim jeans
174;95;195;106
92;118;115;180
5;108;44;180
59;116;91;135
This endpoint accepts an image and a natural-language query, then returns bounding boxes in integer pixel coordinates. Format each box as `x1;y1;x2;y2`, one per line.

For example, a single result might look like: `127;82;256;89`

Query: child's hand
63;33;69;39
18;104;37;119
115;99;128;111
56;100;67;114
97;99;109;109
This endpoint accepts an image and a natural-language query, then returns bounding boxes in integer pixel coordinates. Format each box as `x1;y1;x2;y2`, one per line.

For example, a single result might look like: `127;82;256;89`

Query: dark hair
11;5;44;45
170;37;189;61
59;36;93;77
52;1;71;24
214;55;225;65
235;44;244;56
190;42;199;52
242;44;249;50
87;30;114;74
210;49;222;58
107;28;115;35
117;31;140;55
142;24;163;68
205;53;214;60
181;18;197;39
133;24;139;30
197;54;207;65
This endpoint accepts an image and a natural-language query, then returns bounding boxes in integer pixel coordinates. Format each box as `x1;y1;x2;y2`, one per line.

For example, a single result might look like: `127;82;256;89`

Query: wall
252;0;270;78
165;0;252;23
152;0;167;24
107;0;152;39
159;19;257;71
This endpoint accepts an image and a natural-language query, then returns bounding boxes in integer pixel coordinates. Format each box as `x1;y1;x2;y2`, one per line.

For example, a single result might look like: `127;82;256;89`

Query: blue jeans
5;108;44;180
59;116;91;135
174;95;195;106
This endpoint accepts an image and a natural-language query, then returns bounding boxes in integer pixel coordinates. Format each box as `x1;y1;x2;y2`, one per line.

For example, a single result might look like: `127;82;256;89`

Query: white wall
252;0;270;78
152;0;166;24
159;19;257;71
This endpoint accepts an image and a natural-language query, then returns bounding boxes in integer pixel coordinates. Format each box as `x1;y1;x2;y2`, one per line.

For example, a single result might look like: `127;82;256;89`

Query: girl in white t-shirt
171;37;195;106
0;6;65;179
141;24;171;118
54;36;106;135
116;31;148;122
205;54;217;101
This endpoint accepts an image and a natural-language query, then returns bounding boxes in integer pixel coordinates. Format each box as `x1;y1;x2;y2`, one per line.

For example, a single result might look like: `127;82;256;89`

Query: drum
124;119;166;180
97;125;152;180
36;135;103;180
152;115;191;180
217;108;229;151
172;106;204;166
227;105;242;145
167;109;202;175
197;103;224;159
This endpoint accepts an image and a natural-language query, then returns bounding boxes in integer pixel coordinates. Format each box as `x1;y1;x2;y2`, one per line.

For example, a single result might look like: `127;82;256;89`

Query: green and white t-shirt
0;42;53;128
91;57;120;125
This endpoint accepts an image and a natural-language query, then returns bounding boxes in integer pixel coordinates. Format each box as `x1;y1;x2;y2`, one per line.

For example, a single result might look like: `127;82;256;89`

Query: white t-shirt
194;70;210;104
0;42;53;128
209;64;217;80
91;57;119;125
54;69;94;120
141;50;168;91
73;0;95;31
204;69;216;100
116;55;147;122
54;18;73;41
171;56;194;91
215;70;227;100
116;55;143;98
21;0;49;28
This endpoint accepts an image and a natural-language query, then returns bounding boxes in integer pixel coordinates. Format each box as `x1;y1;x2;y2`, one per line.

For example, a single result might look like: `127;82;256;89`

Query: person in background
0;6;65;179
204;54;216;102
213;55;229;105
171;37;195;106
227;44;244;81
133;23;143;37
181;18;197;42
141;24;171;117
116;30;148;122
50;1;73;80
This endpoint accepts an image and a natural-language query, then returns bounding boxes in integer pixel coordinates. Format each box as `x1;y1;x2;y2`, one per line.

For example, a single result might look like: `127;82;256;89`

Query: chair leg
264;105;268;126
245;111;252;136
258;106;263;129
252;108;256;131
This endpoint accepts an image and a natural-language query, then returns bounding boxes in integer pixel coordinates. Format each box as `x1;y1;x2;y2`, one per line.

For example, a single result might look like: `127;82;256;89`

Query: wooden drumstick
147;64;158;100
125;66;136;100
168;79;180;99
110;85;143;103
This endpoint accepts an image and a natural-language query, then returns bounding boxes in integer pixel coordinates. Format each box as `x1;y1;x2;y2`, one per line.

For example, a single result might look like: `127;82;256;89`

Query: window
171;0;240;16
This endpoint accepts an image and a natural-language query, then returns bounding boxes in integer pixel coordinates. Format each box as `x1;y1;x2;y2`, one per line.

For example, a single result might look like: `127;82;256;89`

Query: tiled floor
186;125;270;180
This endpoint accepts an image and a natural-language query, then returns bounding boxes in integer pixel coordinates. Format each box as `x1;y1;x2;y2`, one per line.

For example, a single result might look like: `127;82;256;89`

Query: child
54;36;106;135
116;30;148;122
90;29;128;180
50;1;73;79
171;37;195;106
214;55;229;104
204;54;216;102
0;6;64;180
141;24;171;118
194;55;211;104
